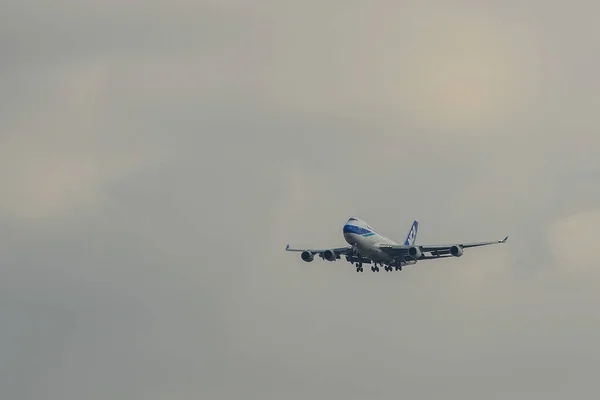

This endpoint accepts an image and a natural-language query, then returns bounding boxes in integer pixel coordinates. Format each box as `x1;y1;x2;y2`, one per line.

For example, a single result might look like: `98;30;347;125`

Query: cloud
547;210;600;271
258;3;542;137
1;1;600;399
0;59;163;220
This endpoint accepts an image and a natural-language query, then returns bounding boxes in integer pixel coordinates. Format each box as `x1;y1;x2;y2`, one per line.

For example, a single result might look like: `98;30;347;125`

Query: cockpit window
367;225;379;234
348;218;357;221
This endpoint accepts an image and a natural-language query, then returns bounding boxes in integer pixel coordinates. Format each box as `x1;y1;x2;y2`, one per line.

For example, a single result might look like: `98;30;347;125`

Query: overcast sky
1;1;599;399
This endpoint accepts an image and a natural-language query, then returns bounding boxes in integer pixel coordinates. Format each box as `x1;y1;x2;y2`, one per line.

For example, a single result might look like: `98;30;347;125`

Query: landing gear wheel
375;266;380;272
395;266;402;271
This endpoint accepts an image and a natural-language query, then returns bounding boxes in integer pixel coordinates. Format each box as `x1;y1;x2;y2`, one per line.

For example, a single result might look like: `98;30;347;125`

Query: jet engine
301;251;314;262
323;249;337;261
450;245;464;257
408;246;422;259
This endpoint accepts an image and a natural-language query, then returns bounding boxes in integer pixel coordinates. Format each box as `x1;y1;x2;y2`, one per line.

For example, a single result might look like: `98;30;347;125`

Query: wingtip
285;244;290;250
502;236;508;243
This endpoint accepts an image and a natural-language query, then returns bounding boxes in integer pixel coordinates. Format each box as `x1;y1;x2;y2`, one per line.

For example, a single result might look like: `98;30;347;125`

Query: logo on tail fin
404;221;419;245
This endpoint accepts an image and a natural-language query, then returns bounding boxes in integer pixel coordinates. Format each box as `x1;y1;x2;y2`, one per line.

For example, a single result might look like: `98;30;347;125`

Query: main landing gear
354;261;402;273
385;265;403;272
364;263;403;272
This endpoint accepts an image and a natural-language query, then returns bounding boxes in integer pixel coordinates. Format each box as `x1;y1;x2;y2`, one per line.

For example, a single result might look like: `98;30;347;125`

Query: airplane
285;217;508;272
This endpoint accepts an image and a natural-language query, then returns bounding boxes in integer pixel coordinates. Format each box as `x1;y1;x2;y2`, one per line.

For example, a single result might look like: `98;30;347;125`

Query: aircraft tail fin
404;220;419;245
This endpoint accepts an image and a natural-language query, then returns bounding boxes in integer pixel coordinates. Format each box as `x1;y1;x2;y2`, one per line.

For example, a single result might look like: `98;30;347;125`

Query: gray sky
1;1;599;399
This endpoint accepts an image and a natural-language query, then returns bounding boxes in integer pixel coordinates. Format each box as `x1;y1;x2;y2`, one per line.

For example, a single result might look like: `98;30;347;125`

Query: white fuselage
342;218;397;263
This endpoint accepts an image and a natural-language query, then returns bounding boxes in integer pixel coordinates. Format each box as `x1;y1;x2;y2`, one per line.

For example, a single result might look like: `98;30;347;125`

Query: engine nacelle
450;245;464;257
323;249;336;262
301;251;314;262
408;246;422;259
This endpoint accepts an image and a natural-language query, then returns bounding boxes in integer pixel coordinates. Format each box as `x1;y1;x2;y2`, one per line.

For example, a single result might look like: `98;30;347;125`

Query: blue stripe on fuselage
343;224;374;237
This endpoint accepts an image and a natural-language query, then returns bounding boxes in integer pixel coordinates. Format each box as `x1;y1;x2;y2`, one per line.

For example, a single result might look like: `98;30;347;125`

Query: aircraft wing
378;236;508;259
285;244;353;255
420;237;508;252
